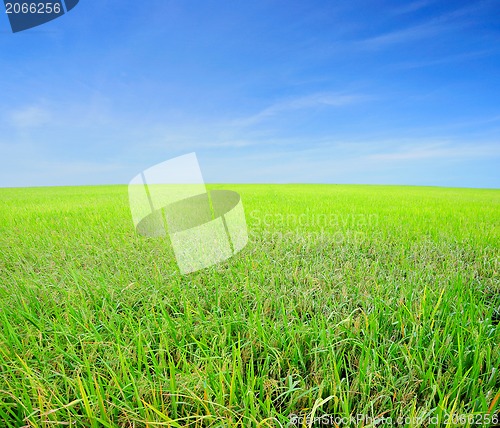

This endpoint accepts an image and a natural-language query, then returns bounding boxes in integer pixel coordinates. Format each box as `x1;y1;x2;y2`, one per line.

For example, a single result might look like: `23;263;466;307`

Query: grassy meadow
0;184;499;427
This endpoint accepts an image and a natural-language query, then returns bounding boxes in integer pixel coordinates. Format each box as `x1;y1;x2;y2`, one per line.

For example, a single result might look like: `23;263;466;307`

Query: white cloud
354;2;487;50
390;49;497;70
9;105;52;128
233;92;367;126
390;0;433;15
365;142;500;162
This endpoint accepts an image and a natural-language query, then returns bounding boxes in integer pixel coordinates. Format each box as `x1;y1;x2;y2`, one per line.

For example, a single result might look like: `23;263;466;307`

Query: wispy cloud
4;92;115;132
9;105;52;128
355;2;488;50
0;139;126;187
233;92;368;126
389;49;498;70
366;142;500;161
199;138;500;186
356;22;445;50
390;0;433;16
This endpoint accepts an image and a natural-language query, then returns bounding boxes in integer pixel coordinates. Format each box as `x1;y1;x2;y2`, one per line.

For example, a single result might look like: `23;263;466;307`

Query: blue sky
1;0;499;188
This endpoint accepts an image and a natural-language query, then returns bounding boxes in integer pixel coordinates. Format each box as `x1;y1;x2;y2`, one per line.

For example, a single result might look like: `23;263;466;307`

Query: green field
0;185;499;427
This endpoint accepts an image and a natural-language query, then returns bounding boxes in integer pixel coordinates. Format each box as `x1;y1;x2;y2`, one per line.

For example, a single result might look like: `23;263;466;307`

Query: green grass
0;184;499;427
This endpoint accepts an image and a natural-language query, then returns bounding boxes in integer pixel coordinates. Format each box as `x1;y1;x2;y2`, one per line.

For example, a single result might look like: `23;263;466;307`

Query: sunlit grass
0;184;499;427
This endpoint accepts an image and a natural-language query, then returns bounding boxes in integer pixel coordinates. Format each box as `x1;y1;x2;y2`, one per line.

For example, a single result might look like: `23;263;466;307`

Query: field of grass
0;184;499;427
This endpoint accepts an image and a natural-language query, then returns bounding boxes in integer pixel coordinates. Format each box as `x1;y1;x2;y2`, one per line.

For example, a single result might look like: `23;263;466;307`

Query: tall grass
0;185;499;427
